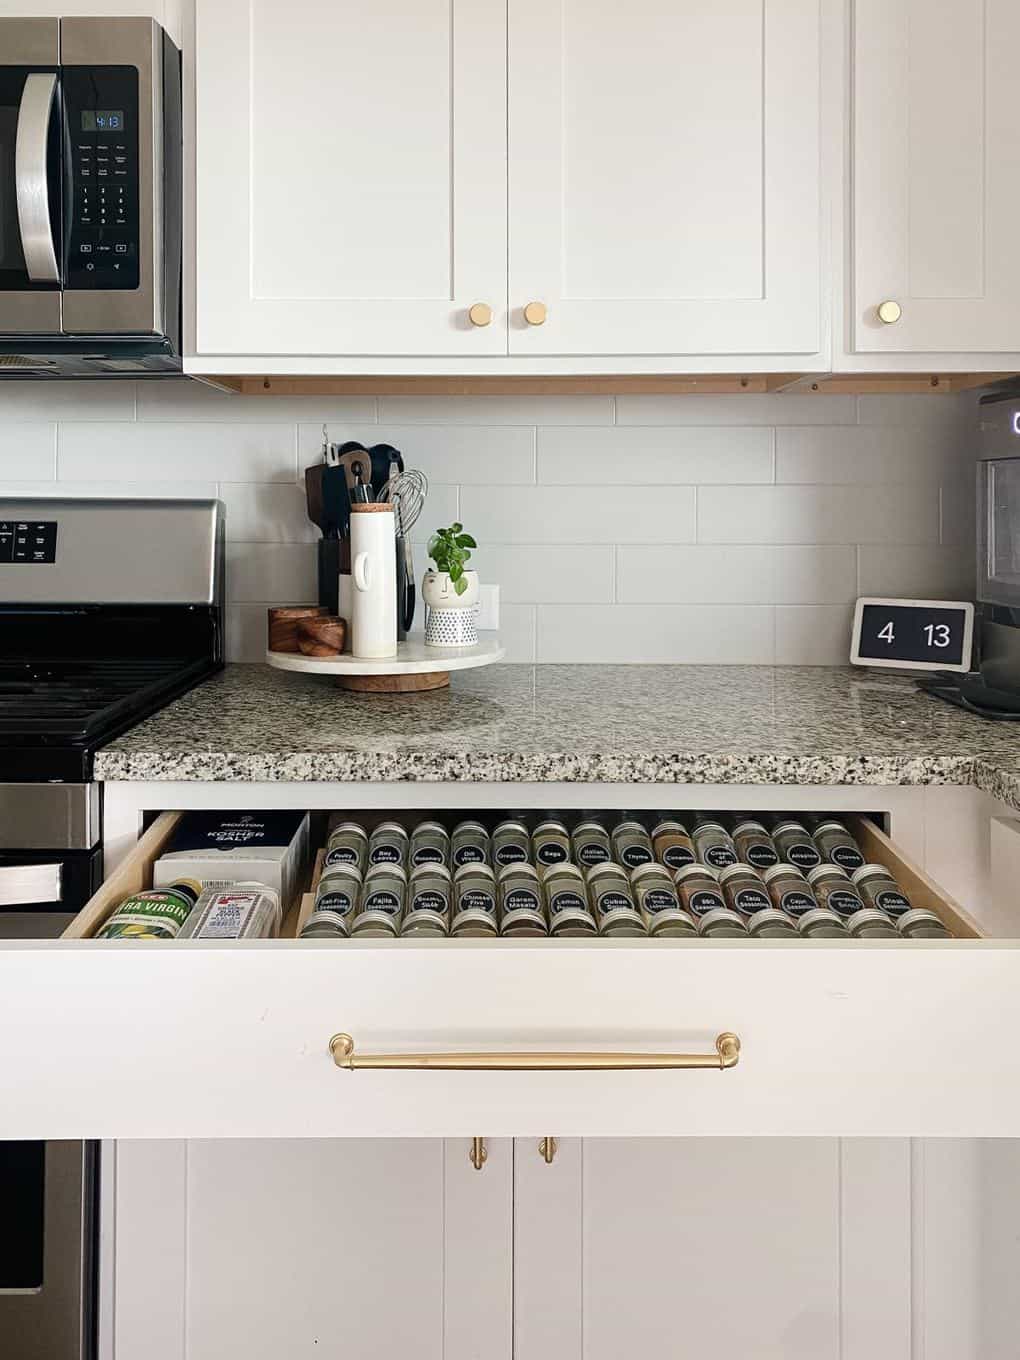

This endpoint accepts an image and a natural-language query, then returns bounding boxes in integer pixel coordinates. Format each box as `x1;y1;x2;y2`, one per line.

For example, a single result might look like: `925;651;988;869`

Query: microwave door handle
15;72;60;283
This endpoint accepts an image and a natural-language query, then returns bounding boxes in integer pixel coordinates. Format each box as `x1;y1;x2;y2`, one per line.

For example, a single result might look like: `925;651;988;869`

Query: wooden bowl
297;614;347;657
268;606;327;653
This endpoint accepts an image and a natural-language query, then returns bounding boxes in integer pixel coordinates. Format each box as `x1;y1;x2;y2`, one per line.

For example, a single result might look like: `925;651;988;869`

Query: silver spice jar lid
762;862;807;885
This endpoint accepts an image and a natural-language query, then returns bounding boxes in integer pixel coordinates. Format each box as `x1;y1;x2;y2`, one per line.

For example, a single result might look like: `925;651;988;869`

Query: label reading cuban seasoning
745;843;779;869
535;842;568;866
827;889;864;918
363;890;401;914
411;847;445;866
369;844;403;865
780;890;815;916
494;844;527;867
831;845;864;870
688;889;725;917
410;890;448;914
459;889;496;914
786;842;821;870
641;888;679;914
597;890;634;915
577;842;611;867
703;845;737;869
453;845;485;867
875;889;910;916
505;888;540;912
317;890;355;915
734;888;770;915
325;846;360;867
619;845;653;868
549;889;586;914
662;845;695;869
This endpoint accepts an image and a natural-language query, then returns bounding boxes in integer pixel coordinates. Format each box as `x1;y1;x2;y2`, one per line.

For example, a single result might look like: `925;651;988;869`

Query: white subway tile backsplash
616;394;857;426
0;382;135;422
300;423;537;485
219;484;317;543
616;545;857;605
538;426;772;485
776;425;965;485
139;381;375;423
536;604;775;663
461;485;696;544
226;543;317;603
857;545;973;599
59;423;297;483
775;605;855;665
856;393;975;428
378;395;614;425
412;543;613;604
0;426;56;480
697;485;941;545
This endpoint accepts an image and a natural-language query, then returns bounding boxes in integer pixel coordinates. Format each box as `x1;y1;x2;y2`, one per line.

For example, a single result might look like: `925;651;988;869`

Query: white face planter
423;569;480;647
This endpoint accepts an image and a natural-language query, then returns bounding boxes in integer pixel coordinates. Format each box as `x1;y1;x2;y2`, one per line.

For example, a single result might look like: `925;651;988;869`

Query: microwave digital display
80;110;124;132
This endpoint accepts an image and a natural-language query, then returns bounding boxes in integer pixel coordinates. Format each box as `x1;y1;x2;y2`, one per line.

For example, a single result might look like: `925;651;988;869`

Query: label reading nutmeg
363;890;401;914
316;890;354;915
826;889;864;918
875;889;910;916
745;843;779;869
619;845;653;868
779;890;815;917
662;845;696;869
577;842;611;867
688;889;725;917
703;845;737;869
459;889;496;914
410;890;448;914
734;888;770;915
786;842;821;870
494;844;528;867
642;888;679;914
830;845;864;870
453;845;485;867
549;889;586;914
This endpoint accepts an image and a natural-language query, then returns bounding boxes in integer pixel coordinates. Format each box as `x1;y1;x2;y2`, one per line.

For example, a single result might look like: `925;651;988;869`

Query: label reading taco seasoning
733;887;770;915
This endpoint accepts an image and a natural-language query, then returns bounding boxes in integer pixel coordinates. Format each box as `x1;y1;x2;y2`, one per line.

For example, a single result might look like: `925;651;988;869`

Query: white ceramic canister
350;503;397;659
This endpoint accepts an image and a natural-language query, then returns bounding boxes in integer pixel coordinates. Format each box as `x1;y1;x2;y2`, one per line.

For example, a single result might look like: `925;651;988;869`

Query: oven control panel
63;67;140;291
0;521;58;565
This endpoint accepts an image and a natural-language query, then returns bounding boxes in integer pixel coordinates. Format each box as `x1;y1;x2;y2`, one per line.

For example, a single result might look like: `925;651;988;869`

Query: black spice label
734;888;770;915
370;844;403;865
875;889;910;916
745;844;779;868
316;890;354;915
662;846;695;869
411;847;445;866
363;890;401;914
704;846;737;869
827;890;864;918
458;889;496;914
494;844;528;866
535;842;568;865
780;890;815;916
410;890;448;915
620;845;653;868
453;845;485;867
577;842;611;867
830;846;864;870
642;888;679;914
505;888;540;912
549;890;586;914
787;843;821;869
325;846;360;867
597;890;634;915
688;889;725;916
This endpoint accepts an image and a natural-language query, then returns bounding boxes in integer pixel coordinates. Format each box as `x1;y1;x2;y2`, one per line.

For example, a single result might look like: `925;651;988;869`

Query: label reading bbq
370;844;403;865
535;842;568;866
619;845;653;868
703;845;737;869
779;890;815;917
786;842;821;870
317;890;355;915
459;889;495;914
505;888;540;912
642;888;679;914
577;842;611;867
662;845;696;869
363;890;401;914
827;890;864;919
688;889;725;916
875;889;910;917
734;888;770;915
325;846;360;867
597;890;635;915
494;844;528;866
411;847;445;866
453;845;485;867
831;845;865;871
745;843;779;869
549;889;586;914
410;890;448;914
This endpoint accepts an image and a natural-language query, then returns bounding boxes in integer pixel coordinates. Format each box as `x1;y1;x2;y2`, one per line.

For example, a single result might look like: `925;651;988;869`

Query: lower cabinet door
112;1138;512;1360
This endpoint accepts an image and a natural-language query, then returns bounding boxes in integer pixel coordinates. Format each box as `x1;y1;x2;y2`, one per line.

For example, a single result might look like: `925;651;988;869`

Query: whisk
380;467;429;636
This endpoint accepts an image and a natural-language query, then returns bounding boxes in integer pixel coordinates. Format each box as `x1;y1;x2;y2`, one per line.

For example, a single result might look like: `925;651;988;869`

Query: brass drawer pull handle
539;1136;557;1163
329;1032;740;1071
469;1137;487;1171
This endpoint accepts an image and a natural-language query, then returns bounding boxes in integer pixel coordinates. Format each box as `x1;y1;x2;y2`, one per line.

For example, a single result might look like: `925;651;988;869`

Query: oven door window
0;1142;44;1289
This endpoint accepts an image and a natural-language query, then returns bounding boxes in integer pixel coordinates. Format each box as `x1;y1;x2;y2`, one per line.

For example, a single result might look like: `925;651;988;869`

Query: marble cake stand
265;633;505;693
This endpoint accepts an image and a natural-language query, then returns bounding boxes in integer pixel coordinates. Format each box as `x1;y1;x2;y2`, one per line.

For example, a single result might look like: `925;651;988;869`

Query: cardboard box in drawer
152;812;310;909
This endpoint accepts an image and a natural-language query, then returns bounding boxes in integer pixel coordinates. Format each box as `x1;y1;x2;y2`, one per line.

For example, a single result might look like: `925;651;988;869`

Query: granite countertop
93;663;1020;806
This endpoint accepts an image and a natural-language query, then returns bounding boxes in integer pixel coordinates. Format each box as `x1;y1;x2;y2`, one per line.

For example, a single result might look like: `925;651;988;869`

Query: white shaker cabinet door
507;0;822;357
193;0;507;357
854;0;1020;353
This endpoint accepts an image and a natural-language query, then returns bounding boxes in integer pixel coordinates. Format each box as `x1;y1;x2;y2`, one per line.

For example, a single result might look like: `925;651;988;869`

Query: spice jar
532;818;571;868
451;862;499;937
812;819;865;871
805;865;864;919
648;907;698;939
409;820;450;868
571;819;613;869
718;863;771;919
314;863;362;918
732;820;779;870
631;862;696;936
300;909;350;939
651;818;696;870
586;862;646;936
352;862;407;936
697;908;748;938
847;907;898;939
797;908;848;940
851;864;912;918
451;819;490;868
368;820;409;868
498;862;548;936
747;907;798;939
762;863;817;918
692;820;738;870
540;862;597;936
611;819;655;869
673;863;725;918
897;908;951;939
324;821;368;872
403;862;452;935
491;819;531;867
771;821;821;871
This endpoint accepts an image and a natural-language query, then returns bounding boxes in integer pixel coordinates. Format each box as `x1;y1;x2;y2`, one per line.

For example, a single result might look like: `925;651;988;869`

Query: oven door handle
16;72;60;283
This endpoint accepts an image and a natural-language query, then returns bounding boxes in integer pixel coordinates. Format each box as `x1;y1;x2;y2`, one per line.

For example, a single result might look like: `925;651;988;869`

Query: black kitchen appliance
0;497;224;1360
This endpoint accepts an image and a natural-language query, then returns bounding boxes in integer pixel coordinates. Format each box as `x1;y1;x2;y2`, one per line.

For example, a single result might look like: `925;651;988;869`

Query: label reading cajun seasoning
317;889;355;915
363;890;401;914
734;888;770;915
830;845;864;870
780;890;816;916
827;889;864;918
786;842;821;870
549;889;586;914
875;889;910;916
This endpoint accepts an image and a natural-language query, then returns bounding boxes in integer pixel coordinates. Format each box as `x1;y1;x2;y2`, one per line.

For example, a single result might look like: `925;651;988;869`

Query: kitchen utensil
367;444;404;499
321;463;351;537
381;467;428;536
268;606;327;654
350;504;398;659
304;464;326;534
351;460;373;504
297;615;347;657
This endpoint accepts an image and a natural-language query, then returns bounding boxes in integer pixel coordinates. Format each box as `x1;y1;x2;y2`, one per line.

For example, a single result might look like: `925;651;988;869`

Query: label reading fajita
703;846;737;869
494;844;528;866
780;890;816;916
688;889;725;916
363;890;401;914
619;845;653;868
734;888;770;914
410;890;448;914
641;888;679;914
459;889;496;914
662;845;696;869
453;845;485;867
875;889;910;916
827;889;864;918
745;843;779;869
505;888;540;912
577;843;611;867
549;889;586;914
786;842;821;869
317;890;355;915
831;845;864;870
535;843;568;866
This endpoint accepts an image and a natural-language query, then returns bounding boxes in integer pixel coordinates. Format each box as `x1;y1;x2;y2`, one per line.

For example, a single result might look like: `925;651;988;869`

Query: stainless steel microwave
0;16;181;377
977;389;1020;610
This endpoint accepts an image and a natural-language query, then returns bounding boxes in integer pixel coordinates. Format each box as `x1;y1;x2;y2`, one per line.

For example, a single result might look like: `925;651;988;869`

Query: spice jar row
301;850;952;941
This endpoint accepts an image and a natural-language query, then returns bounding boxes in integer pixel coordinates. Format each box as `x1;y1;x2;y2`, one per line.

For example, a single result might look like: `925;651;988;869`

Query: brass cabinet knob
877;300;902;325
468;302;492;328
523;301;547;326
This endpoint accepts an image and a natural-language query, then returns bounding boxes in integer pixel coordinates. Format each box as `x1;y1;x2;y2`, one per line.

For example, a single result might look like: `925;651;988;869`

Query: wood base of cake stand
337;671;451;693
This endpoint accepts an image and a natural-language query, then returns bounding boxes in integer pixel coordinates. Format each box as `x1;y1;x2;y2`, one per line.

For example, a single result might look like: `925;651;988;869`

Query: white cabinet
853;0;1020;354
508;0;821;357
193;0;507;356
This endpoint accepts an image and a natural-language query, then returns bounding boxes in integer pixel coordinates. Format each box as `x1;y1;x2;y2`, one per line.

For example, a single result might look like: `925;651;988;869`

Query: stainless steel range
0;497;223;1360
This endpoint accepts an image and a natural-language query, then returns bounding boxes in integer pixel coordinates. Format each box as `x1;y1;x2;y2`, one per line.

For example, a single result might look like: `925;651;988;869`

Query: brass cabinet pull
329;1032;740;1071
469;1137;487;1171
539;1136;557;1163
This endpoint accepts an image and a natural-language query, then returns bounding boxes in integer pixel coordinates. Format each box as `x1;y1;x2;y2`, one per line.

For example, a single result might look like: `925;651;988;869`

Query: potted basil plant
423;522;480;647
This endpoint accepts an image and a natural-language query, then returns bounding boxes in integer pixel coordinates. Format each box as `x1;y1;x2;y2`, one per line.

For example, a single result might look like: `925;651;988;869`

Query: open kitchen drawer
2;805;1018;1140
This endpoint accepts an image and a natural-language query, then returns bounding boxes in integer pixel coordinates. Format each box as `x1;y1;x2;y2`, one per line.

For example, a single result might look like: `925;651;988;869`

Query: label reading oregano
494;844;527;866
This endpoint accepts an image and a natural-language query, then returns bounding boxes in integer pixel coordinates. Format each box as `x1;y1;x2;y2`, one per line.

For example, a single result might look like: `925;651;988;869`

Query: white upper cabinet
193;0;508;356
507;0;822;357
854;0;1020;354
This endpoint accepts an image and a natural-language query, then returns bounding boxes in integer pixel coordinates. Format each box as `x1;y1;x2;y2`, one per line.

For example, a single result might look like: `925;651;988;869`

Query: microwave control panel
63;66;140;291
